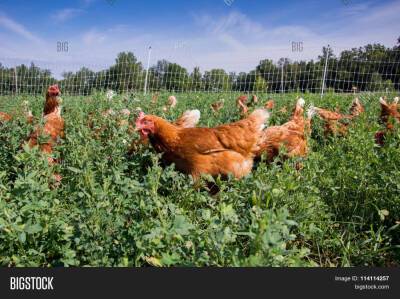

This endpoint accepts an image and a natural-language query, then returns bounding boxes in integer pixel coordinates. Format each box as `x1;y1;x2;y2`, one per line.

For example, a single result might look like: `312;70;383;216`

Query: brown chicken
135;109;269;180
236;95;249;117
162;95;177;112
0;101;34;124
313;97;364;136
255;98;314;162
264;99;275;110
151;93;159;104
348;97;365;117
375;97;400;145
236;95;248;105
128;109;201;153
0;111;12;122
22;101;34;124
168;95;177;107
27;85;65;162
378;97;399;129
248;94;258;106
211;99;224;113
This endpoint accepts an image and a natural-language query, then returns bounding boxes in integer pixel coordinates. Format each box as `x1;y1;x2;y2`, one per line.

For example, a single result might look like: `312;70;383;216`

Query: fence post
144;46;152;95
321;44;330;98
14;68;18;94
281;63;284;93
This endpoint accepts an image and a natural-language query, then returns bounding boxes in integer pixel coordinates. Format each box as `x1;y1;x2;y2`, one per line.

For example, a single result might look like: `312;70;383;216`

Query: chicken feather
136;109;269;179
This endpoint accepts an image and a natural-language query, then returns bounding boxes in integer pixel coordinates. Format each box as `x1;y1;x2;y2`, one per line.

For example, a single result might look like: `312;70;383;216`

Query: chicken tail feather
297;97;305;108
307;105;317;119
249;109;270;131
175;109;201;128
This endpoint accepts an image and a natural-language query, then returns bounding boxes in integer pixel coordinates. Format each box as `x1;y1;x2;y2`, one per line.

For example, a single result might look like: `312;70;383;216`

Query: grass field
0;91;399;267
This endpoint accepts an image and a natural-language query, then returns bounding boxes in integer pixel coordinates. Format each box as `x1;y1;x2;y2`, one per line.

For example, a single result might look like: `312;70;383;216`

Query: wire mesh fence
0;45;399;97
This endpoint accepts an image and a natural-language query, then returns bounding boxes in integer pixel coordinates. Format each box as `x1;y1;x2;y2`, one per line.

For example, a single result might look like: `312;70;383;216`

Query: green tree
189;67;203;91
164;63;189;92
203;69;231;91
108;52;144;93
253;75;268;92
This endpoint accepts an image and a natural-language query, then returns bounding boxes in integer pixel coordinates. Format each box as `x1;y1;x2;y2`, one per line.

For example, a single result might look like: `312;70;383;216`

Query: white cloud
269;26;316;39
0;1;399;78
357;0;400;23
195;11;265;37
82;29;107;45
217;33;246;51
52;8;84;22
0;13;42;43
340;2;372;17
186;2;399;70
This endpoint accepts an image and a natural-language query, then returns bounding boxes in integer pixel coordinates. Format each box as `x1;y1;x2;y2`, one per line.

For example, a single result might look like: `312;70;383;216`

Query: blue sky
0;0;399;76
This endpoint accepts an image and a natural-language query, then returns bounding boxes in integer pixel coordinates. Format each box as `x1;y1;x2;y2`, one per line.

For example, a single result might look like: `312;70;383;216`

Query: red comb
47;84;60;96
135;111;145;127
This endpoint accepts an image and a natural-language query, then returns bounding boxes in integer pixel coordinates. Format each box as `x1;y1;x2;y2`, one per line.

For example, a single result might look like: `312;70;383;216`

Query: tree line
0;38;399;95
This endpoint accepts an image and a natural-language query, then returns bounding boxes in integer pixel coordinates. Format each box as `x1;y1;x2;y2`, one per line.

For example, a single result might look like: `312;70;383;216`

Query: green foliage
1;41;399;95
164;63;189;92
0;92;399;266
367;73;396;92
204;69;232;92
253;75;268;92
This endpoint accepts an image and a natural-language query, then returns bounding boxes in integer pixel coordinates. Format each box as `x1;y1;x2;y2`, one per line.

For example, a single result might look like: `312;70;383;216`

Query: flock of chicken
1;85;399;190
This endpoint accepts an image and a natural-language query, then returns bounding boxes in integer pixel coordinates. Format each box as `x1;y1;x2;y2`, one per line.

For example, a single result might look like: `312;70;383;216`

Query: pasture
0;91;399;266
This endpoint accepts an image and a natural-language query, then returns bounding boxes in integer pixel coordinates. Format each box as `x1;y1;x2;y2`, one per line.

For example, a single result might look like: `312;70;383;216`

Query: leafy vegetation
0;91;399;267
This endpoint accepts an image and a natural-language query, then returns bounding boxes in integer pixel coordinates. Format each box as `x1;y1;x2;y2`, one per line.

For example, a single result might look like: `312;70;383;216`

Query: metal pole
281;63;284;93
144;46;152;95
14;68;18;94
321;44;330;98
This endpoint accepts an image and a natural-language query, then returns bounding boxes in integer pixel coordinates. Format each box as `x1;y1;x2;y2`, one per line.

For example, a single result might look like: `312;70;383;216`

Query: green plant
0;91;399;266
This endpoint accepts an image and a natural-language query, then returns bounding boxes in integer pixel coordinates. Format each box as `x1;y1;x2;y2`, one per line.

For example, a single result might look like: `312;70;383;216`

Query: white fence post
144;46;152;95
281;63;284;93
14;68;18;94
321;44;330;98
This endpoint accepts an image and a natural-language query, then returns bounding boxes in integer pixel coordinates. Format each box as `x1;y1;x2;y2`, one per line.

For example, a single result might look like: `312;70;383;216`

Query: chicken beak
135;111;146;131
135;118;144;131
